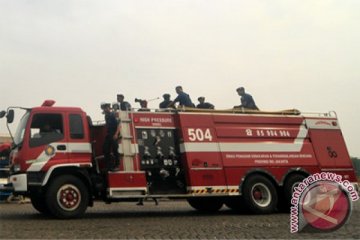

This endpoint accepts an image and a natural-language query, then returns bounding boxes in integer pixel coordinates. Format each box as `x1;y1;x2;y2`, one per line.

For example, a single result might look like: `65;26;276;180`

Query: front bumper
9;173;27;192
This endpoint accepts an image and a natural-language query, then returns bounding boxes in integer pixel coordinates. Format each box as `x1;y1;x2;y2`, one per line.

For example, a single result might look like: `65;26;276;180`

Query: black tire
242;174;278;214
45;175;89;219
187;197;223;213
225;196;249;213
279;174;306;212
30;191;50;215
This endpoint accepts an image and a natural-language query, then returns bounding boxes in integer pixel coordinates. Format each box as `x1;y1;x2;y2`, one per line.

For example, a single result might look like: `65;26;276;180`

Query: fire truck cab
4;100;358;218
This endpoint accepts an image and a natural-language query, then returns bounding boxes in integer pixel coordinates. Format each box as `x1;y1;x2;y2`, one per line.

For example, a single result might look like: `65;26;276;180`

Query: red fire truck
1;100;358;218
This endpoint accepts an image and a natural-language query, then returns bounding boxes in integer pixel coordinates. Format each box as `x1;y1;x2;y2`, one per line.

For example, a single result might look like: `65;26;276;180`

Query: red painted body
9;102;357;201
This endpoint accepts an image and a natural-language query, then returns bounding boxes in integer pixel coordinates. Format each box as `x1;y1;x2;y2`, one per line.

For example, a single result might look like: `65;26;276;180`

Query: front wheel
45;175;89;219
30;191;50;215
242;175;278;214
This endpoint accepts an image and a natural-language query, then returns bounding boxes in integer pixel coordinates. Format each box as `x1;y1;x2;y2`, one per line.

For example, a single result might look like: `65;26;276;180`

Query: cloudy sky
1;0;359;156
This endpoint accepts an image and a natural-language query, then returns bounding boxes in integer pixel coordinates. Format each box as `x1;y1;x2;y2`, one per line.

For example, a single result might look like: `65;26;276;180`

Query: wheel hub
251;183;271;207
57;184;81;211
253;189;262;200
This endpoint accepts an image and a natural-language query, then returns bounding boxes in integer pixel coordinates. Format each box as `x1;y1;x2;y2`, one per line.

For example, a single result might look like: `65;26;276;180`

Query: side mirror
6;110;14;123
0;111;6;118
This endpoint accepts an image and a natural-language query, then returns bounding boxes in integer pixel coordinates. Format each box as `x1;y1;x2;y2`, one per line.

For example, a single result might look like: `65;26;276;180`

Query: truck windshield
13;111;30;146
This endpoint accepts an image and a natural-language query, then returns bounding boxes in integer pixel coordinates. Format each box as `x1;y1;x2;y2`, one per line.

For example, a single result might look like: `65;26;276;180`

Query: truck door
66;112;92;164
26;113;69;172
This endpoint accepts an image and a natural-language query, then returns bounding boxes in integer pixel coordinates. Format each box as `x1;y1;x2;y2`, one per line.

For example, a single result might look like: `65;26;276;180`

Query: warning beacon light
41;100;56;107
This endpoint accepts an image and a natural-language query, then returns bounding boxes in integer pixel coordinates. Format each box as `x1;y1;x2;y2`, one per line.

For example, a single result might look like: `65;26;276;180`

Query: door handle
57;145;67;151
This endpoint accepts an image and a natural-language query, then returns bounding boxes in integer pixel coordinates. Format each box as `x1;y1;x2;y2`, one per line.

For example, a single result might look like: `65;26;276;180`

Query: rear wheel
280;174;306;212
242;175;278;214
187;197;223;213
45;175;89;219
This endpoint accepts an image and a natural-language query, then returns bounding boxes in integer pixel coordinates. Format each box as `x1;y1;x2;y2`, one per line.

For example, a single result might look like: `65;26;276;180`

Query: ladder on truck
118;110;138;172
107;111;147;199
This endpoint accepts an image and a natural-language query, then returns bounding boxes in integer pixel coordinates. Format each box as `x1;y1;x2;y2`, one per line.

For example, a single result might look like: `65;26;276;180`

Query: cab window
69;114;84;139
29;113;64;147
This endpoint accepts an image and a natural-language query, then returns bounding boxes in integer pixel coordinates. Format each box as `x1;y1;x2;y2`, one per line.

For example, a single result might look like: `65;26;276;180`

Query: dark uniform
197;102;215;109
196;97;214;109
236;87;259;110
240;93;258;110
103;111;120;170
120;101;131;111
174;92;194;107
159;94;172;109
117;94;132;111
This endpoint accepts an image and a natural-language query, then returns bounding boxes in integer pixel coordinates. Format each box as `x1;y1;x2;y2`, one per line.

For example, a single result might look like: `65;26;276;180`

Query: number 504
187;128;213;141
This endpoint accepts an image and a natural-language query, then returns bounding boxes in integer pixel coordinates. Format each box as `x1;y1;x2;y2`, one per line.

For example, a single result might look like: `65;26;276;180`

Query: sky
0;0;359;156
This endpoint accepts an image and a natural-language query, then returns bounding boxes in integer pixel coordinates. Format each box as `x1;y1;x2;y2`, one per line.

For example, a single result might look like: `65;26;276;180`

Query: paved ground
0;199;359;239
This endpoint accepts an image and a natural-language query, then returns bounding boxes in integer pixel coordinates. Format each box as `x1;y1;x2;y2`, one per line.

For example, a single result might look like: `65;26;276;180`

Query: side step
107;171;147;198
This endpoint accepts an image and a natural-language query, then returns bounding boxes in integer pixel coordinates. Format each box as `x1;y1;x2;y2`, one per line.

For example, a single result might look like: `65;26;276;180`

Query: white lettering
188;128;213;142
247;128;292;137
246;129;253;136
151;117;172;123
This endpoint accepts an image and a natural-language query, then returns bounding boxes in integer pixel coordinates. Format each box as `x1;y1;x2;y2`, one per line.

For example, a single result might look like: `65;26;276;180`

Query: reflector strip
187;186;240;195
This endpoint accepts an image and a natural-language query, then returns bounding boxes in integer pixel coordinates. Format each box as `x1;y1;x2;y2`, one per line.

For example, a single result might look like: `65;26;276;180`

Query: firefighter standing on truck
235;87;259;110
159;94;172;109
102;103;120;171
117;94;131;111
196;96;215;109
168;86;194;108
